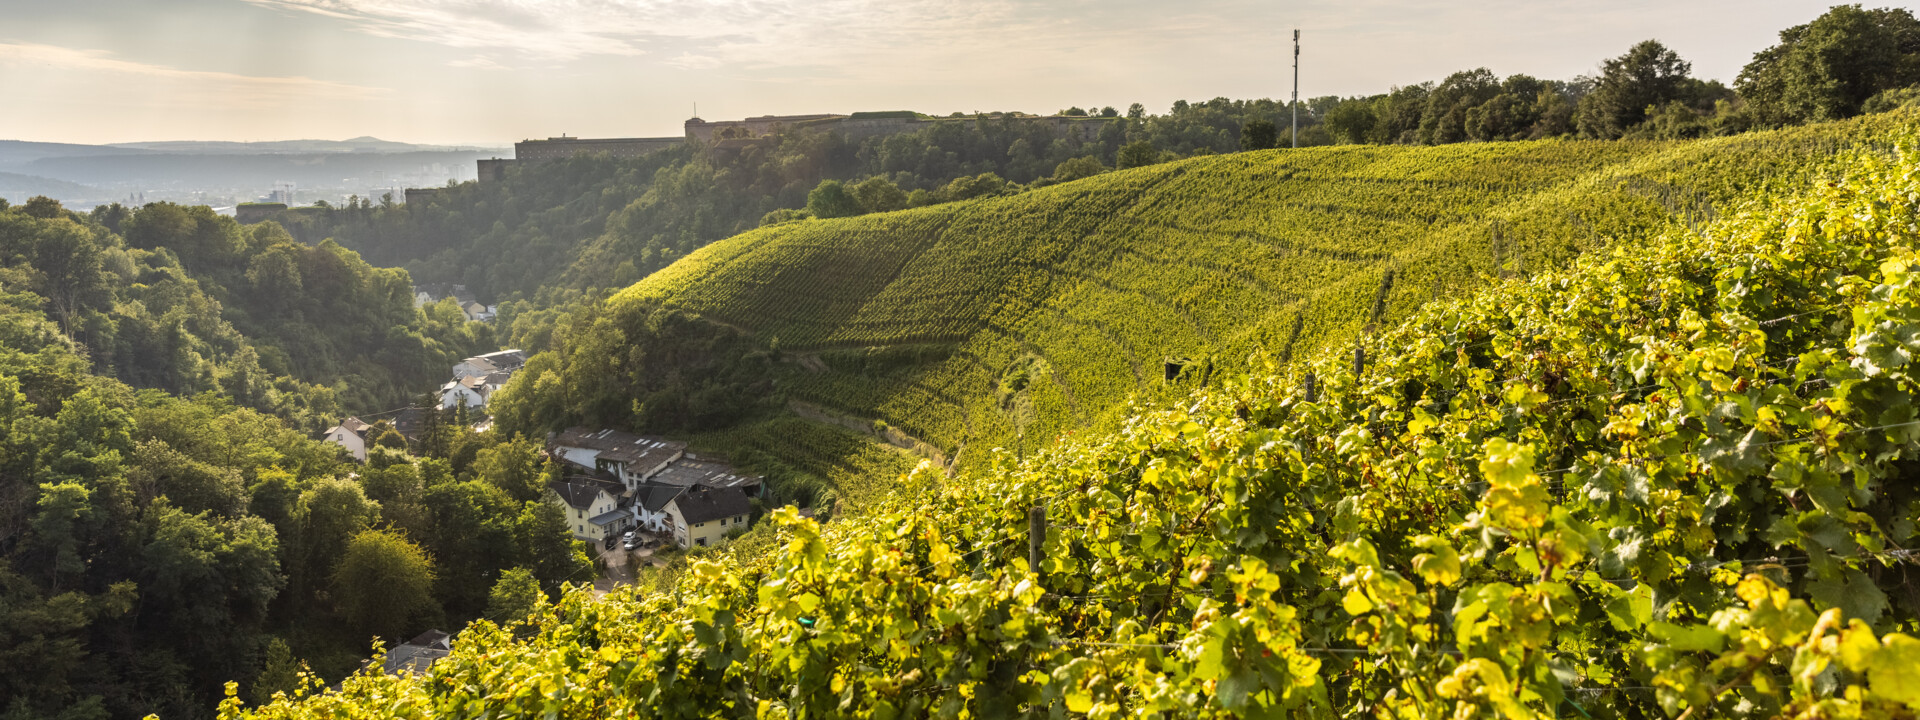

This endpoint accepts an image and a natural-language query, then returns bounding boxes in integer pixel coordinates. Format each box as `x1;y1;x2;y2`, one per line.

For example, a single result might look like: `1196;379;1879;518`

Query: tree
849;176;908;214
1417;68;1503;144
298;478;379;586
330;529;439;642
1323;98;1381;144
1737;5;1920;124
805;180;862;219
1116;141;1161;170
19;196;64;219
249;637;306;706
1240;120;1279;150
485;567;543;625
472;436;546;503
422;480;517;614
13;213;108;336
1577;40;1696;139
1051;156;1107;183
512;501;592;586
26;482;93;588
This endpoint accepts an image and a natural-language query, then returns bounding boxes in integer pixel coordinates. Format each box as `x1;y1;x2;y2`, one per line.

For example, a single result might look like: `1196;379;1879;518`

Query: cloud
0;42;384;103
233;0;1254;78
666;52;721;70
448;55;507;69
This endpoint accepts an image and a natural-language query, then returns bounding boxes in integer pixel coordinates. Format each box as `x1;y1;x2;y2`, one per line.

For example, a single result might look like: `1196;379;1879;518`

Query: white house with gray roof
548;427;687;491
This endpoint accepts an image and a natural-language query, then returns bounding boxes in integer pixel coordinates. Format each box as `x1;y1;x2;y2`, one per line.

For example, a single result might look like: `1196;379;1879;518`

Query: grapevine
229;122;1920;718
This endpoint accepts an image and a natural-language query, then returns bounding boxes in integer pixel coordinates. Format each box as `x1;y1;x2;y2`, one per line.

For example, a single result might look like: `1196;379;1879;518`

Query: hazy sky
0;0;1877;145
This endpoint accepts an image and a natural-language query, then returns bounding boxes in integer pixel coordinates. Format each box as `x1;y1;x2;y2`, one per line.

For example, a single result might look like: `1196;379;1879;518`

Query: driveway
593;541;633;595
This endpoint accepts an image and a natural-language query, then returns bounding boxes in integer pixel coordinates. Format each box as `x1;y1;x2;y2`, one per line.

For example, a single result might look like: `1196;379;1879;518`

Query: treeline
1314;9;1919;144
0;197;493;427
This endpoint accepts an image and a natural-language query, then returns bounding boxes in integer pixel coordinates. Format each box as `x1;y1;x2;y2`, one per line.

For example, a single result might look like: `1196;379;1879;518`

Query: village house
632;483;684;533
413;283;476;310
647;452;764;497
663;486;753;548
325;411;433;461
381;630;451;676
439;371;510;409
547;475;629;542
463;302;496;323
323;417;373;461
548;427;686;491
452;349;526;380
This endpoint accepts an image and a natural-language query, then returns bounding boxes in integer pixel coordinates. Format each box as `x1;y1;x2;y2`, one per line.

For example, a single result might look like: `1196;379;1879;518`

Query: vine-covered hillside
232;122;1920;718
495;112;1906;491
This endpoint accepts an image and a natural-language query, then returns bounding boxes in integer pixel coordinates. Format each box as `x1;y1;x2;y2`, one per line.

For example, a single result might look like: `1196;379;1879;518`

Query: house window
697;538;708;547
577;525;583;533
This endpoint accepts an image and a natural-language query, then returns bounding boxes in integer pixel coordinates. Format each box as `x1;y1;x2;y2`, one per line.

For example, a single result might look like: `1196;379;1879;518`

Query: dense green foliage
0;198;493;426
0;203;597;718
495;113;1904;505
0;350;594;718
224;115;1920;720
1738;5;1920;125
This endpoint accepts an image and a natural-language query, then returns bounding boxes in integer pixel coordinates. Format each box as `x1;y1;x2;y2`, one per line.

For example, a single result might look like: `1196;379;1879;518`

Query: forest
0;198;602;719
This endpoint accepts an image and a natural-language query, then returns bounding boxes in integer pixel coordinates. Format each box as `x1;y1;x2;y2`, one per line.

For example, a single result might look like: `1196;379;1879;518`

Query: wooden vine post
1029;504;1046;581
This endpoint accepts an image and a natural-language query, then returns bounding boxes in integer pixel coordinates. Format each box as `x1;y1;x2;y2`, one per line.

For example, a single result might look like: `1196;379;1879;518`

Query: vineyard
598;112;1905;488
229;122;1920;718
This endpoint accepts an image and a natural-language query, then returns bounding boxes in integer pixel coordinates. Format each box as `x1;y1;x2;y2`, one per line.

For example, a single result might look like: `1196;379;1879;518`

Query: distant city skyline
0;0;1859;145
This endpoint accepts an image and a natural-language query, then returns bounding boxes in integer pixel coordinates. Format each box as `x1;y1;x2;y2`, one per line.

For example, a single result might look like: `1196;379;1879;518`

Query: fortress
473;111;1117;182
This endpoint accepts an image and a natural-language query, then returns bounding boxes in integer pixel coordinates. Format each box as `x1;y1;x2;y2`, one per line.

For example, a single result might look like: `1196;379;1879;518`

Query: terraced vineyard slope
233;121;1920;719
498;113;1907;497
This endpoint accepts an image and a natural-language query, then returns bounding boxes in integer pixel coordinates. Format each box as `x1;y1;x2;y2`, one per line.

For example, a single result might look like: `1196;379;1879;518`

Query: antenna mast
1292;29;1300;148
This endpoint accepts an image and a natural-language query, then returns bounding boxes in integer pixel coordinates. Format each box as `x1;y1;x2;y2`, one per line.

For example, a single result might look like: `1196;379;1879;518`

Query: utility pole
1292;29;1300;148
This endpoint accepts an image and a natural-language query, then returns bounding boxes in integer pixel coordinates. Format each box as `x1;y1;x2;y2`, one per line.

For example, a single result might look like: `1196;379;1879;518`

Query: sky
0;0;1883;146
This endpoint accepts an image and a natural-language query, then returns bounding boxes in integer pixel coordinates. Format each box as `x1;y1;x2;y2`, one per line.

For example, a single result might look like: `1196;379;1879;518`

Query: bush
759;208;811;226
850;177;908;214
804;180;861;219
1117;141;1161;170
1051;156;1107;182
1241;119;1279;150
1864;86;1920;114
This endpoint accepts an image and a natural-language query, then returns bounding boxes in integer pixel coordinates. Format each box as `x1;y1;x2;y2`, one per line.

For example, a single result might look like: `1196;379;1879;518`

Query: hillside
0;170;99;203
229;116;1920;719
0;198;495;428
493;112;1908;505
0;199;594;720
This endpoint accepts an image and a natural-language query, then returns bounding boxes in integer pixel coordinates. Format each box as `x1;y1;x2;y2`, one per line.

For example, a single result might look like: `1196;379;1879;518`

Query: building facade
663;487;752;548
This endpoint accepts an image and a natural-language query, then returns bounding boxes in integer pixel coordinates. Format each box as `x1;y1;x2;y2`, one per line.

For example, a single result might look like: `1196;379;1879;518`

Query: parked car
604;535;617;550
622;533;640;550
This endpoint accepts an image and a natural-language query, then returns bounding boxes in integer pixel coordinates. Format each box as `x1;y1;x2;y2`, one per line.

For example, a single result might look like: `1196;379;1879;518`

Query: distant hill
0;170;99;203
104;137;505;154
0;140;144;169
20;150;495;189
